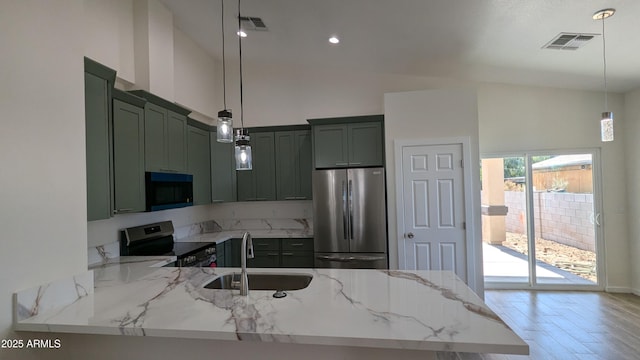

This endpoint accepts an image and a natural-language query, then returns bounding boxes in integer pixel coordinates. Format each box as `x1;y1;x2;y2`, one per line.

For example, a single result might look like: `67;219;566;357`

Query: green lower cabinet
215;242;225;267
219;238;314;268
248;251;281;268
220;238;242;267
281;251;314;268
281;238;314;268
248;238;280;268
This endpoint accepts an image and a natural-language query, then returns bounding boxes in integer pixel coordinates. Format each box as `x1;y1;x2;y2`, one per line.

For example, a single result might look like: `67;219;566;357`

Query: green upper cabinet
142;103;167;172
312;124;349;168
310;115;384;169
275;130;312;200
84;58;116;221
237;131;276;201
129;90;190;173
187;123;212;206
347;122;383;167
112;90;146;214
210;131;237;203
167;111;188;172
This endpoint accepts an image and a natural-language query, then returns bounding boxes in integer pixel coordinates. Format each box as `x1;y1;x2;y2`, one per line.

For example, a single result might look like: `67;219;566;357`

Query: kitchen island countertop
15;259;528;356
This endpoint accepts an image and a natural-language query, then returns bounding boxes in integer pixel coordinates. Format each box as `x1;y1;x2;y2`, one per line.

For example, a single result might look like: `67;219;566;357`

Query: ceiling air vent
542;33;598;50
239;16;268;31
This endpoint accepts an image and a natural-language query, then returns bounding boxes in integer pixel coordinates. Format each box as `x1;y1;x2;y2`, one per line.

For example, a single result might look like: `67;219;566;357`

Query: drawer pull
114;208;134;214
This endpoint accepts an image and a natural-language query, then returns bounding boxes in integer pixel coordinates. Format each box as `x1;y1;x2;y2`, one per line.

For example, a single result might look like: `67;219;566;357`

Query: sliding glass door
481;150;603;290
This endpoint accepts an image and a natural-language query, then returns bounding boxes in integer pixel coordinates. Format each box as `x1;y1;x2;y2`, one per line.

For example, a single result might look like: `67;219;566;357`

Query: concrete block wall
504;191;595;252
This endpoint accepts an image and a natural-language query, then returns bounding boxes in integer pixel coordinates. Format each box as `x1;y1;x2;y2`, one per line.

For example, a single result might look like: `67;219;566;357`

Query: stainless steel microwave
145;172;193;211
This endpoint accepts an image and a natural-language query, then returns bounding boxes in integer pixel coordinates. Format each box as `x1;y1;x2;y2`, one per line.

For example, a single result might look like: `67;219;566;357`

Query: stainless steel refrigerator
312;167;388;269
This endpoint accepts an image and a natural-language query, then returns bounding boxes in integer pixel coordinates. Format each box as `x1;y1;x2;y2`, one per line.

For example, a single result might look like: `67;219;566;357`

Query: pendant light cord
602;16;608;111
221;0;227;110
238;0;244;130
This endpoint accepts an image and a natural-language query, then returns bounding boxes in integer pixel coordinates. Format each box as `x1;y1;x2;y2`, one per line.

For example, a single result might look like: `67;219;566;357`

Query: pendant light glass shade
216;109;233;143
601;111;614;142
235;129;252;170
594;8;615;142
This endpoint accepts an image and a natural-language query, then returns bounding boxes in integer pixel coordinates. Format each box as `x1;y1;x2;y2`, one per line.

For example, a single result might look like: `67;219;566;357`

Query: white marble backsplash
175;218;312;240
89;216;313;264
14;270;93;322
88;241;120;265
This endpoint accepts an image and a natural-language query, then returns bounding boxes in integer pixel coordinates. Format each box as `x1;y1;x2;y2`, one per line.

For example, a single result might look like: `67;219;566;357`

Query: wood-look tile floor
457;290;640;360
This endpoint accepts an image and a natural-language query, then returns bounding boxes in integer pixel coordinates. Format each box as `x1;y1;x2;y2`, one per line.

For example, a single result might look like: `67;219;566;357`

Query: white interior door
400;144;467;281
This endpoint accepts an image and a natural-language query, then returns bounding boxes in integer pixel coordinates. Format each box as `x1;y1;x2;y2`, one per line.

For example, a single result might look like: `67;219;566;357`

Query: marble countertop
15;260;528;355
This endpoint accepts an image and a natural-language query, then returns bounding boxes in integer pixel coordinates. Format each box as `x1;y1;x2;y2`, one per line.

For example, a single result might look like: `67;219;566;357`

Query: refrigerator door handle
342;180;348;240
348;179;353;240
316;254;387;262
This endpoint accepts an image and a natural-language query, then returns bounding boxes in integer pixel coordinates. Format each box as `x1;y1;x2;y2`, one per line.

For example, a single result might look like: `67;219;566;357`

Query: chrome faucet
240;231;254;296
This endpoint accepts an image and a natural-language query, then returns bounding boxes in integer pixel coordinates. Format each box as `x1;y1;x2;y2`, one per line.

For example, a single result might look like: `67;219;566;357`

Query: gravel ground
503;232;597;282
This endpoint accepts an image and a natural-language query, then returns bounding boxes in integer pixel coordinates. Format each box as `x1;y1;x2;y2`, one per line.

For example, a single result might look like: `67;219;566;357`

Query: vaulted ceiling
161;0;640;92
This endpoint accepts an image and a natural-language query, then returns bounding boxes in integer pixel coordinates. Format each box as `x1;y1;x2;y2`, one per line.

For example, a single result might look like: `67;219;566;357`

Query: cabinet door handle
114;208;134;214
295;196;307;200
255;243;270;247
285;196;297;200
349;162;362;166
267;253;279;256
282;252;294;256
335;162;348;166
289;243;304;247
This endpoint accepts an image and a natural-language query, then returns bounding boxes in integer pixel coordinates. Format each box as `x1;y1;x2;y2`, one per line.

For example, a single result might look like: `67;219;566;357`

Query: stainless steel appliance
120;221;216;267
312;167;388;269
145;172;193;211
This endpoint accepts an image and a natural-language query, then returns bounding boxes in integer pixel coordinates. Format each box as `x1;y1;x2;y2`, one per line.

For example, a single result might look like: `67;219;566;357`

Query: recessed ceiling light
237;30;247;38
329;36;340;44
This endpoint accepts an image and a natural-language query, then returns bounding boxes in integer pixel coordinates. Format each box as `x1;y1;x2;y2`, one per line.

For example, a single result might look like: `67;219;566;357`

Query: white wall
173;28;218;121
83;0;135;84
624;89;640;295
0;0;86;349
478;83;630;291
383;89;483;294
221;60;467;127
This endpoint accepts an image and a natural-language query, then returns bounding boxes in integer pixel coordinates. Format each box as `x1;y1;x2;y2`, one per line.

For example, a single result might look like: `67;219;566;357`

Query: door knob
406;232;414;239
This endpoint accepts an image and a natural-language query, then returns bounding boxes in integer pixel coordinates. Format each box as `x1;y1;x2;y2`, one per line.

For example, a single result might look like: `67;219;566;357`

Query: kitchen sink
204;273;313;291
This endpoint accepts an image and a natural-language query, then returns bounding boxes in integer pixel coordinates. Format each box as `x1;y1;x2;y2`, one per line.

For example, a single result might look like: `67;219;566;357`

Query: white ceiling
161;0;640;93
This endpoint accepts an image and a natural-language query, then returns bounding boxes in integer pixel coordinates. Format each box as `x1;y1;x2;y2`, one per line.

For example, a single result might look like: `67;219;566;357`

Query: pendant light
216;0;233;143
593;8;615;142
235;0;252;170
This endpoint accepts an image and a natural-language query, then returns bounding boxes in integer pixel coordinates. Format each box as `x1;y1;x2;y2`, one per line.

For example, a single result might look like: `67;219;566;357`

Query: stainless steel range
120;221;216;267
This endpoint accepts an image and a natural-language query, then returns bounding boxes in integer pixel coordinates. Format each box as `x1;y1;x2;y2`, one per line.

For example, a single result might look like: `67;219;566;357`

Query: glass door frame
482;148;606;291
